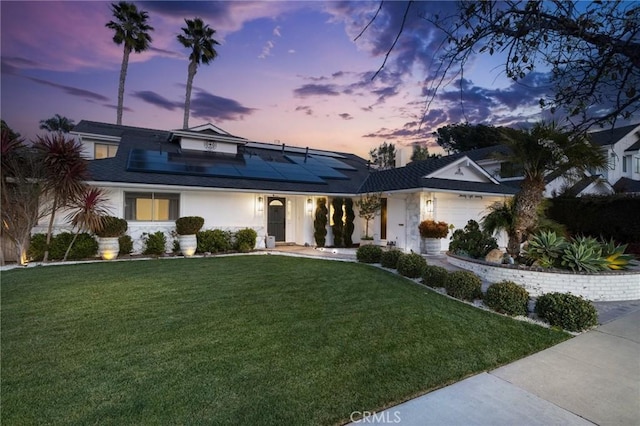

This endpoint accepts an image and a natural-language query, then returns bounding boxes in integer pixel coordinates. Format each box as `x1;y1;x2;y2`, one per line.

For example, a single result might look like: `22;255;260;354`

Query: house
30;120;518;255
588;122;640;194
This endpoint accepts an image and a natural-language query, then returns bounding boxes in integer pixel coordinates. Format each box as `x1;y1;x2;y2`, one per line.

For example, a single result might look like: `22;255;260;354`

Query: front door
268;197;286;242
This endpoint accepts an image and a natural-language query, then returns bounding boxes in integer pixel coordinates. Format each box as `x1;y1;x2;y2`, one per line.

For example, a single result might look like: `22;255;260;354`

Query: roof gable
589;123;640;147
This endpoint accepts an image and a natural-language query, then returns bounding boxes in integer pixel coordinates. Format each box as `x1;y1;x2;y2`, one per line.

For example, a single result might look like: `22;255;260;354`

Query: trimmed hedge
118;235;133;256
28;232;98;261
535;292;598;332
197;229;233;253
356;245;383;263
445;271;482;301
143;231;166;256
397;253;427;278
485;281;529;316
422;265;449;288
235;228;257;252
380;249;403;269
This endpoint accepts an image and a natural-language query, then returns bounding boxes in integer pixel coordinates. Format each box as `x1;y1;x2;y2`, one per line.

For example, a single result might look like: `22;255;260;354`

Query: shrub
197;229;232;253
418;220;449;239
28;233;48;261
175;216;204;235
356;244;383;263
445;270;482;301
314;198;328;247
422;265;449;288
449;220;498;259
235;228;257;251
535;292;598;332
343;198;355;247
118;235;133;255
485;281;529;316
397;252;427;278
380;249;403;269
48;232;98;260
331;198;344;247
96;216;128;238
143;231;166;256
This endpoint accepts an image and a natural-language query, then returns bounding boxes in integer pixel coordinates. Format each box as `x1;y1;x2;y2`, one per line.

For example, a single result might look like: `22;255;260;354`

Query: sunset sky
1;1;556;158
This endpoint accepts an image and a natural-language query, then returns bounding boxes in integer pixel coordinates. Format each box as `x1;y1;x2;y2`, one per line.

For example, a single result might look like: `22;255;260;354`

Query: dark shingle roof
359;154;517;195
625;139;640;152
613;177;640;194
589;123;640;147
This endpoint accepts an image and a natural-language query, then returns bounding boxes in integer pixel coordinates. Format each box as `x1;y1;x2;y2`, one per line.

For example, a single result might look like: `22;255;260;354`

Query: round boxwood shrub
143;231;167;256
422;265;449;288
485;281;529;316
380;249;403;269
175;216;204;235
96;216;128;238
445;270;482;301
356;244;383;263
535;292;598;332
397;252;428;278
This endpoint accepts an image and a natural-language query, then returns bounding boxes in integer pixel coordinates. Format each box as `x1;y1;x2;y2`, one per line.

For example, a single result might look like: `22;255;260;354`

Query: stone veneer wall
405;193;423;253
448;254;640;302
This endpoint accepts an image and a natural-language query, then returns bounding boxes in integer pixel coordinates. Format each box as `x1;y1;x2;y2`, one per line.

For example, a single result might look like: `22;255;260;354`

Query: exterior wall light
426;199;433;213
306;198;314;214
257;196;264;213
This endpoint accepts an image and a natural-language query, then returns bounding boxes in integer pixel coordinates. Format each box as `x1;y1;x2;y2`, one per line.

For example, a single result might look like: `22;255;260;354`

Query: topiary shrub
380;249;403;269
485;281;530;316
331;197;344;247
535;292;598;332
449;220;498;259
197;229;233;253
118;235;133;255
314;198;328;247
445;270;482;301
143;231;166;256
356;244;383;263
235;228;257;252
28;233;48;261
422;265;449;288
343;198;355;247
397;252;428;278
95;216;128;238
175;216;204;235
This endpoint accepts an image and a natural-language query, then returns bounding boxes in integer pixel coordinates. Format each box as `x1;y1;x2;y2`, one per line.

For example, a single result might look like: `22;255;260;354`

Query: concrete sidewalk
349;308;640;426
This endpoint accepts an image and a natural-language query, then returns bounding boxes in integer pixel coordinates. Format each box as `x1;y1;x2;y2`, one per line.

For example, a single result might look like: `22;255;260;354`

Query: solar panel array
126;149;353;184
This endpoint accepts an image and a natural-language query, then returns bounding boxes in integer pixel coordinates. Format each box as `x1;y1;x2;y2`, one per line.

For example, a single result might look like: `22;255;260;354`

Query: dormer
72;131;122;160
171;124;248;155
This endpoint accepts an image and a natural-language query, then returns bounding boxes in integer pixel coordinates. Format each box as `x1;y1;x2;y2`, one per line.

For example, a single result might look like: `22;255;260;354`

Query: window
124;192;179;221
635;156;640;174
500;162;523;178
95;143;118;159
622;155;630;173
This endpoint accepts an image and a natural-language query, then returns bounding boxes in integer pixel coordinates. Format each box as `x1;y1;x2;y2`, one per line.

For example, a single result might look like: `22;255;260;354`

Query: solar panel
310;155;357;171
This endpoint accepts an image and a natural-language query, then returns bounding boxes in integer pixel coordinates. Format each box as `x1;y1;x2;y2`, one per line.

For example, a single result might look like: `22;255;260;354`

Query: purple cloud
293;84;341;98
132;91;179;111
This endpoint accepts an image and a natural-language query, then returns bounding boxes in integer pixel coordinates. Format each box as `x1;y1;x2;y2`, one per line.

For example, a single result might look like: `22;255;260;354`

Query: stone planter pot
98;237;119;261
178;234;197;257
423;238;442;255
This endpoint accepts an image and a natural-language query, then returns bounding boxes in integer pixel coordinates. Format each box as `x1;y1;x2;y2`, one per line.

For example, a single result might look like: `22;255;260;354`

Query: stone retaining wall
447;254;640;302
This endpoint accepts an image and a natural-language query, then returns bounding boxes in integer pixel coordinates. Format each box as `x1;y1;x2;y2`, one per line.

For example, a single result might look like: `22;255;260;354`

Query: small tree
331;197;344;247
39;114;75;133
369;142;396;169
313;198;328;247
344;198;355;247
356;193;382;239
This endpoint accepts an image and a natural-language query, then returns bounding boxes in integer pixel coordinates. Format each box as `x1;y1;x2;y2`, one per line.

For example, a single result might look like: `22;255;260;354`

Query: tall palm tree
497;122;607;254
106;1;153;125
39;114;75;133
177;17;219;129
33;134;88;262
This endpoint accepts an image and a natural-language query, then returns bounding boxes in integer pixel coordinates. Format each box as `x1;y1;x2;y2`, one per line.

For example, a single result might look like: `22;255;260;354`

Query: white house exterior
589;123;640;193
30;121;518;256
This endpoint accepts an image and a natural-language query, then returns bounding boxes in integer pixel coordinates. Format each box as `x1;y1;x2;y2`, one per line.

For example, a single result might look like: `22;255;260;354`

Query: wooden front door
268;197;286;242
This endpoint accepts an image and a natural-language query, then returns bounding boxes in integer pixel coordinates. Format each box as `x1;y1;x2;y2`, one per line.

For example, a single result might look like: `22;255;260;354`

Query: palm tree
106;1;154;125
177;17;219;129
497;122;607;254
39;114;75;133
63;187;111;261
33;134;89;262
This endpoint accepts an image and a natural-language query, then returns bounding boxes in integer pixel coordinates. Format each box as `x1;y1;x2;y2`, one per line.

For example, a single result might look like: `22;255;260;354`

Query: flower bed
447;253;640;302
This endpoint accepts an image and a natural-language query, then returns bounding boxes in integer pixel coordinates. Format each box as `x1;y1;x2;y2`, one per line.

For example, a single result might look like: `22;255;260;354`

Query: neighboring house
33;120;517;255
588;122;640;194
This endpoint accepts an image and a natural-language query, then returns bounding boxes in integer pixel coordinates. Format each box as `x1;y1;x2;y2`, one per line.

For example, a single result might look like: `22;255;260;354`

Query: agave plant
561;238;607;273
524;231;567;268
600;238;636;270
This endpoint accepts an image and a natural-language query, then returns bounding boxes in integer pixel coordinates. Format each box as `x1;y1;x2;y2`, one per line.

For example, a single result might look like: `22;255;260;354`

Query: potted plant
95;216;128;260
175;216;204;256
356;193;382;243
418;220;449;255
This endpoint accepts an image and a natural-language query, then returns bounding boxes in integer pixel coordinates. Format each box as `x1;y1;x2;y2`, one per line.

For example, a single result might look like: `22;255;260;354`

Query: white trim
72;131;121;143
424;156;501;184
170;130;248;145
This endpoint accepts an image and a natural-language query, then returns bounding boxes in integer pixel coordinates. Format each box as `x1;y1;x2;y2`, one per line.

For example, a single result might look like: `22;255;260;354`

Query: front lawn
1;256;569;424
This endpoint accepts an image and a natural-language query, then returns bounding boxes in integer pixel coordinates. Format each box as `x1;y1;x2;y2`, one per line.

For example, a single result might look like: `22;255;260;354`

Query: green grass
1;256;569;425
